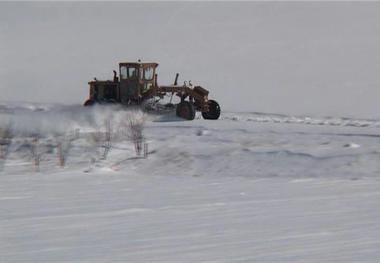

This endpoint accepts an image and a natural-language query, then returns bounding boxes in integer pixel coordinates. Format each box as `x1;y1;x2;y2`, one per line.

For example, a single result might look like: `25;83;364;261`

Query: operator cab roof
119;62;159;68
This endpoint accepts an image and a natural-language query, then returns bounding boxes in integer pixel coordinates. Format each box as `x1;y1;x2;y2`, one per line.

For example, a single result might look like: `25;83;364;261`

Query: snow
1;103;380;262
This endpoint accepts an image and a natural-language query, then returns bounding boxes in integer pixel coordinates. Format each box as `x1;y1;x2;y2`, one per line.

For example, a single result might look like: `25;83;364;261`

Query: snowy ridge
222;112;380;128
1;102;380;178
2;101;380;129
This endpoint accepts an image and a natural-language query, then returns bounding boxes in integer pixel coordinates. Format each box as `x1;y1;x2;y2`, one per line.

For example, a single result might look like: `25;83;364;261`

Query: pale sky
1;2;380;118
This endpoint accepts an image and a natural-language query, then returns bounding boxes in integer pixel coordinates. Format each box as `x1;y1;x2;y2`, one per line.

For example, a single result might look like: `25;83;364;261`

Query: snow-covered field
1;103;380;262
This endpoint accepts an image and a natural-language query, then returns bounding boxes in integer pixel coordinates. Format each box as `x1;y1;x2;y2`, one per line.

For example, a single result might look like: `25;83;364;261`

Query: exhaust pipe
174;73;179;86
113;70;118;82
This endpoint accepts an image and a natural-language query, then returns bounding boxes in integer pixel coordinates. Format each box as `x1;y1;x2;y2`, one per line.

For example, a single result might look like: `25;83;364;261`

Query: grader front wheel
176;101;196;120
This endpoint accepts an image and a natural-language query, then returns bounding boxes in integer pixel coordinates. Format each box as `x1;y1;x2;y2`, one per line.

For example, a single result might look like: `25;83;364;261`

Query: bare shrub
143;142;148;159
55;132;75;168
0;123;13;171
83;117;114;170
102;119;112;160
30;137;40;172
82;131;100;172
0;125;12;160
124;112;146;156
114;111;146;156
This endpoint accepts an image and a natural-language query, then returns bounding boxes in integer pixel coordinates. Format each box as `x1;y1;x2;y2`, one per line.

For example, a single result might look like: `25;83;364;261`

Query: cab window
143;67;154;80
120;66;128;80
128;67;138;79
120;66;139;80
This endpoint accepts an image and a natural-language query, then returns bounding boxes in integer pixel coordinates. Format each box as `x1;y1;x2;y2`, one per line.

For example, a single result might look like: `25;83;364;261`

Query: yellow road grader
83;61;220;120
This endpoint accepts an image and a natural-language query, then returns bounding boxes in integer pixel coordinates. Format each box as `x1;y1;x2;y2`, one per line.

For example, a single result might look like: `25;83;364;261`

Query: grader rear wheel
176;101;196;120
202;100;221;120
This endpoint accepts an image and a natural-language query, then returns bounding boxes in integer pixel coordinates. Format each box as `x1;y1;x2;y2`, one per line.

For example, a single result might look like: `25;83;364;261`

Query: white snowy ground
1;103;380;262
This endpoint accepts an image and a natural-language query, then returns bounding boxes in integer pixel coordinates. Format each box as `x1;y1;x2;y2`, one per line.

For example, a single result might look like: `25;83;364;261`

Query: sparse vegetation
0;108;149;173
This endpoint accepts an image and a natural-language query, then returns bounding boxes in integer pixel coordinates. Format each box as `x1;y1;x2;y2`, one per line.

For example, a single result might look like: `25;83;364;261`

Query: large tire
84;99;95;106
176;101;196;120
202;100;221;120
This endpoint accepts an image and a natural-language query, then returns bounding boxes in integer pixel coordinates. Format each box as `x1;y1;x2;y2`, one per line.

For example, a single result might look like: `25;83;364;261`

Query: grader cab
84;61;220;120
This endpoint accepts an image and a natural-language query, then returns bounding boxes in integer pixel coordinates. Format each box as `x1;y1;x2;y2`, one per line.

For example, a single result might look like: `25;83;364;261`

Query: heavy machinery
83;61;220;120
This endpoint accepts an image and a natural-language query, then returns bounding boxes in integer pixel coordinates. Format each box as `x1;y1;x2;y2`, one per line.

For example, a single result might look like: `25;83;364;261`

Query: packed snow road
1;104;380;262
